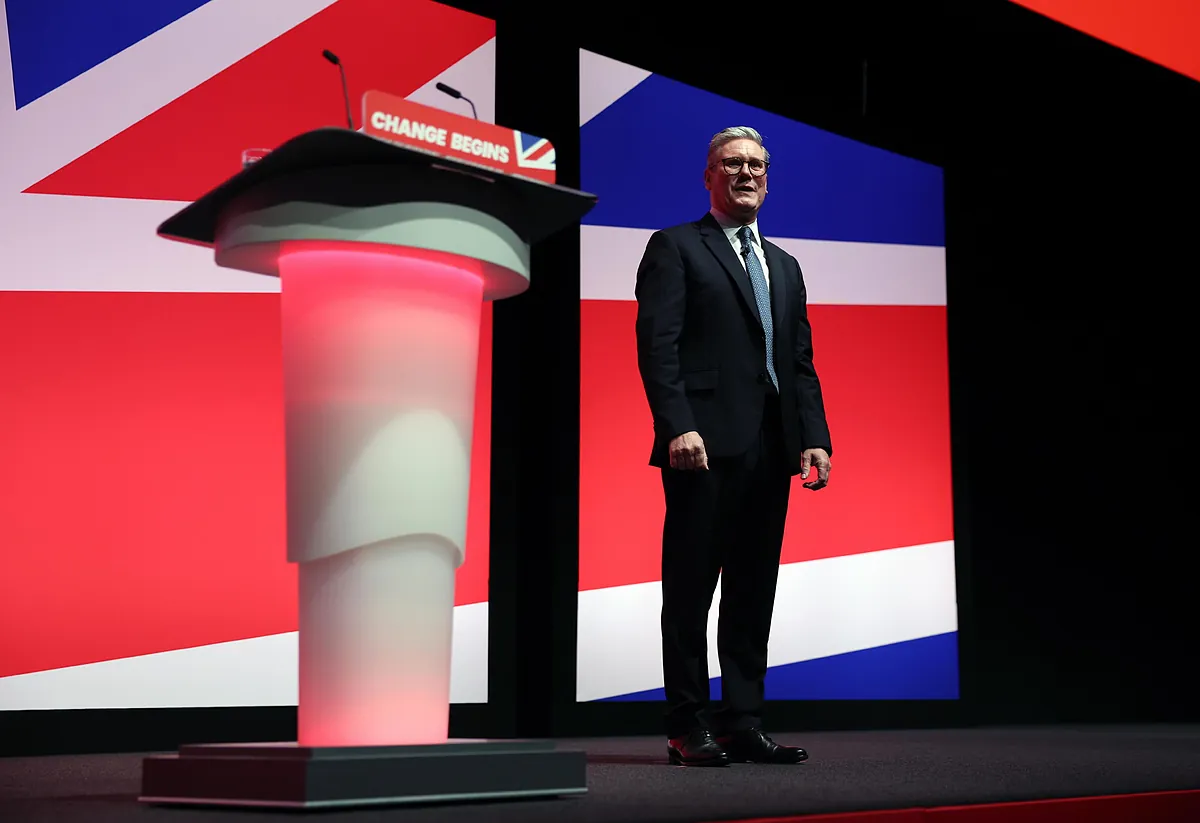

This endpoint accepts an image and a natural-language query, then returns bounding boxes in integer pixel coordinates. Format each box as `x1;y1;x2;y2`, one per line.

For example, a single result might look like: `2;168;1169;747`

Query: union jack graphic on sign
514;130;556;171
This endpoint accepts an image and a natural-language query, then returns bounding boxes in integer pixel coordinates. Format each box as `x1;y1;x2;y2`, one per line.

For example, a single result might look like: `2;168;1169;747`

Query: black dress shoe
718;729;808;764
667;729;730;767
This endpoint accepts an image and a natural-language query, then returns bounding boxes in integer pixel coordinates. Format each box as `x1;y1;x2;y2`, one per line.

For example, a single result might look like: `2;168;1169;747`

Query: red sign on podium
361;90;556;185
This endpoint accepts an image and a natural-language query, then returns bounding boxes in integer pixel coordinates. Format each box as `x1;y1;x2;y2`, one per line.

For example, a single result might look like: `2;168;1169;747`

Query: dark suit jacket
634;213;833;477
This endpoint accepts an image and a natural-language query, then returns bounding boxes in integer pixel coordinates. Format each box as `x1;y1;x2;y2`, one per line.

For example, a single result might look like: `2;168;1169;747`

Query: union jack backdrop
577;50;958;702
0;0;496;710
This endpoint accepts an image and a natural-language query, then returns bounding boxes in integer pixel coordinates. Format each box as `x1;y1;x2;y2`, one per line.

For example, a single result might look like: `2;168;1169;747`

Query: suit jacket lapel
763;239;788;331
699;213;761;326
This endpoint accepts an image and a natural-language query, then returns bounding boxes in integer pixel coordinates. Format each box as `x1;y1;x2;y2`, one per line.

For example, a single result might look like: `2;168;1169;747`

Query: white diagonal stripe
0;602;487;710
580;48;650;127
406;37;496;124
576;541;957;701
0;0;339;191
580;224;947;306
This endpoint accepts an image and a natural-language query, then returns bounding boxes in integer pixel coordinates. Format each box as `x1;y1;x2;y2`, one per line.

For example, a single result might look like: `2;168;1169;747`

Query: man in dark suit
634;126;833;767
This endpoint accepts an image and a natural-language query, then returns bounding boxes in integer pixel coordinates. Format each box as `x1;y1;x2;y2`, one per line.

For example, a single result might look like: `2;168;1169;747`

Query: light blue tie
738;225;778;391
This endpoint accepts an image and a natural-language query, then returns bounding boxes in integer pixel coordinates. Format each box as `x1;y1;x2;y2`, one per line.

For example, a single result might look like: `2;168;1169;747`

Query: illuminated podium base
141;128;596;811
140;740;586;809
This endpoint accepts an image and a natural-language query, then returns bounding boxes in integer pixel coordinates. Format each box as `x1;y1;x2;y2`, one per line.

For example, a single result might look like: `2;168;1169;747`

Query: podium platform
140;127;596;809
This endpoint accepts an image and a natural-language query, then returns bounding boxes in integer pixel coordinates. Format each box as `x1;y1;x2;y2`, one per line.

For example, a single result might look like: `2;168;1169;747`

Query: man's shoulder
662;216;707;232
651;217;709;243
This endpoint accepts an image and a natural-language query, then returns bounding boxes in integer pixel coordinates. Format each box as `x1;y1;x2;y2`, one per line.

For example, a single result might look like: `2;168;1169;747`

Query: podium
138;128;597;809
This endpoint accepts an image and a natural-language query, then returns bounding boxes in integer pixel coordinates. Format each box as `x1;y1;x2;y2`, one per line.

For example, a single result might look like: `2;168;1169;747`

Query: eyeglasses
711;157;769;177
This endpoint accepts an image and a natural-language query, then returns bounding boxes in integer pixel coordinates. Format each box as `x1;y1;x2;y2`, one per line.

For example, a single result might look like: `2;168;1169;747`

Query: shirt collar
710;207;761;247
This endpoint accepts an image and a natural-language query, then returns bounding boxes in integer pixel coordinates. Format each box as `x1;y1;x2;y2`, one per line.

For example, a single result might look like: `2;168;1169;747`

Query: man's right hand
668;431;709;471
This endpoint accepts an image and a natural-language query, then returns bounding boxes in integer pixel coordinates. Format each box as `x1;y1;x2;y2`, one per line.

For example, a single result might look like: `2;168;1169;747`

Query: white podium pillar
278;241;486;747
210;191;534;749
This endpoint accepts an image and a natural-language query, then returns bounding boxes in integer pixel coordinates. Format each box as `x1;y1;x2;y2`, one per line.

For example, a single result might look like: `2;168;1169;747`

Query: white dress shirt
710;207;770;289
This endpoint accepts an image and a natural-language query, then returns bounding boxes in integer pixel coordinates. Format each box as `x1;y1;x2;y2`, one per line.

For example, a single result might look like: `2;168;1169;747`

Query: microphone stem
339;66;354;130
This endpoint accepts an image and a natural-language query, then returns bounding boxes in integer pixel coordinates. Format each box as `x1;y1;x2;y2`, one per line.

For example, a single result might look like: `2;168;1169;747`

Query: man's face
705;138;768;221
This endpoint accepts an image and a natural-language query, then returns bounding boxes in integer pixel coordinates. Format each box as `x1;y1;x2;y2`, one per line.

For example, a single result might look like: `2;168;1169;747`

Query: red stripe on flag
579;301;953;592
526;141;553;162
0;291;491;678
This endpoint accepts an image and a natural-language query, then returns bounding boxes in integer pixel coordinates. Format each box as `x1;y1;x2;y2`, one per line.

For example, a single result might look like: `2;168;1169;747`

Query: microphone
321;49;354;130
436;82;478;120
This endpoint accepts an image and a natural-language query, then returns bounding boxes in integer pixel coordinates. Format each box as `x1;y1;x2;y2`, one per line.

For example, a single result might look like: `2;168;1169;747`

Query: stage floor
2;725;1199;822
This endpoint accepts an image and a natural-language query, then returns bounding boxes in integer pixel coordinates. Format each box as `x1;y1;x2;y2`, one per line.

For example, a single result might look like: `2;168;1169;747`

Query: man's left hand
801;448;831;491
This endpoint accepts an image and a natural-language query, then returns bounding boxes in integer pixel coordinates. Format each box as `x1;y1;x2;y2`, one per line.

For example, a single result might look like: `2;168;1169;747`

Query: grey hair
708;126;770;164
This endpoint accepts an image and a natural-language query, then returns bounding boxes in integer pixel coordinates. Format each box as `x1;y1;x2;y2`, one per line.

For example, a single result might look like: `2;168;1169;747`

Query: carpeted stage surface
2;726;1199;822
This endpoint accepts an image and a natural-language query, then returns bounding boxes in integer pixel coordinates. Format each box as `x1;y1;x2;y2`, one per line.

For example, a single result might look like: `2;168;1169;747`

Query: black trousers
659;393;792;738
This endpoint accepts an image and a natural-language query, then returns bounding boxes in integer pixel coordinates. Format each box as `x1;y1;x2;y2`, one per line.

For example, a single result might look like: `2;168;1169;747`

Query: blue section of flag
5;0;212;109
597;632;960;702
581;73;945;247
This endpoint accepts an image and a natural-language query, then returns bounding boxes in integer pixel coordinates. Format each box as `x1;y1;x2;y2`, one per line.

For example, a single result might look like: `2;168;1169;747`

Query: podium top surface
158;128;598;248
